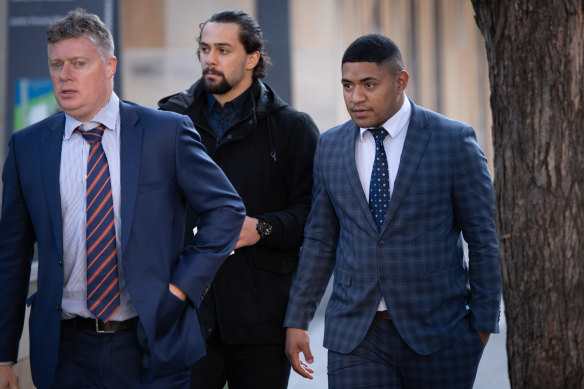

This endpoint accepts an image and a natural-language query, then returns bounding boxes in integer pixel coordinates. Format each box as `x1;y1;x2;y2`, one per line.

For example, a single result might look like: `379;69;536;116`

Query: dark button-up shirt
206;87;251;140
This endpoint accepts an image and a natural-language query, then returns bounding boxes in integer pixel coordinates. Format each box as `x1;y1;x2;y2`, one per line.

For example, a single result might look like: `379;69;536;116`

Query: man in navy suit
284;34;501;388
0;9;245;389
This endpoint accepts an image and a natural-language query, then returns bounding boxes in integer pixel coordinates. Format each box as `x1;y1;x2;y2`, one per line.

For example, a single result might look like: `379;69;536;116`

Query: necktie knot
76;124;106;145
369;127;388;145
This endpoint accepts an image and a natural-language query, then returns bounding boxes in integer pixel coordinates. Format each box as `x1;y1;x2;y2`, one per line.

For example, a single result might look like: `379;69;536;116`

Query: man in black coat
158;10;319;389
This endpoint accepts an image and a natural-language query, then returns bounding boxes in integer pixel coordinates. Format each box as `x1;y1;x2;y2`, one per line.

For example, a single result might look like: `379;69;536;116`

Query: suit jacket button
378;240;385;247
56;305;61;312
58;259;63;265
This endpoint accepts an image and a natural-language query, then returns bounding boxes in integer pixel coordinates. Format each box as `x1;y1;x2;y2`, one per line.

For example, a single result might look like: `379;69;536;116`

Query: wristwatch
256;219;273;240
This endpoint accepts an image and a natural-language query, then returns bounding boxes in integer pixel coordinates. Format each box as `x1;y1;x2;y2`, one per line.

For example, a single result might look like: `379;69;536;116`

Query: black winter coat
158;80;319;344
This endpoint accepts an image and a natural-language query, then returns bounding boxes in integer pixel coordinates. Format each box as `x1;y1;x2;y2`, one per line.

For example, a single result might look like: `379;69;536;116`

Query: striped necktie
369;127;390;230
76;124;120;322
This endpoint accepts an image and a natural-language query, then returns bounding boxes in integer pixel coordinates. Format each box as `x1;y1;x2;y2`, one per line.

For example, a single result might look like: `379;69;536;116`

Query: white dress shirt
354;96;411;311
60;92;137;321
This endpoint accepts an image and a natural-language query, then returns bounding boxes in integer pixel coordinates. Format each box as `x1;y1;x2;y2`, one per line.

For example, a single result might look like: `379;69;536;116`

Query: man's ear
106;56;117;79
396;70;409;92
246;51;260;71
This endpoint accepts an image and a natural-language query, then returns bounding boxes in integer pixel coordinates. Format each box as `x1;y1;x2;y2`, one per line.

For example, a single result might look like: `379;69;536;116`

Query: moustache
203;68;224;77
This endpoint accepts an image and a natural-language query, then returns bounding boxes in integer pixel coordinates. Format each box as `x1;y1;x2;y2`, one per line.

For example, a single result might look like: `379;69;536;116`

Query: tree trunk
471;1;584;388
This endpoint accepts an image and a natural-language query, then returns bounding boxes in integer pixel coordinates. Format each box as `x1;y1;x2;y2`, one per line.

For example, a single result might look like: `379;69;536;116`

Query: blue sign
6;0;119;136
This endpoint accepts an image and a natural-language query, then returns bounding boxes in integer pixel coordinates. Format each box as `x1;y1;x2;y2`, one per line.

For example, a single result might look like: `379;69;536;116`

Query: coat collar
340;122;379;235
41;113;66;259
39;103;143;259
382;101;431;231
158;79;288;125
118;101;142;257
341;100;431;234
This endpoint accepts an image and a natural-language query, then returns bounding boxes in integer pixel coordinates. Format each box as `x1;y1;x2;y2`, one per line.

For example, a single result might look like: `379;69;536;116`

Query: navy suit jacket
284;101;501;355
0;101;245;388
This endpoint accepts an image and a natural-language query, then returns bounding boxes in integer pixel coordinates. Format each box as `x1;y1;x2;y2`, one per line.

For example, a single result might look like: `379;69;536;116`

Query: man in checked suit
0;9;245;389
284;34;502;388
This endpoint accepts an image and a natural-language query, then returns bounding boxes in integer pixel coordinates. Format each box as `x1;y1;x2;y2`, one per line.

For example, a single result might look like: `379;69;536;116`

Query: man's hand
477;330;490;347
234;216;261;249
0;365;19;389
169;283;187;301
285;328;315;379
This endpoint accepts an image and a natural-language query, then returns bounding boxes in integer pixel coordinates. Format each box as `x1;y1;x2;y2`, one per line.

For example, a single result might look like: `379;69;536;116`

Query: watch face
257;220;272;238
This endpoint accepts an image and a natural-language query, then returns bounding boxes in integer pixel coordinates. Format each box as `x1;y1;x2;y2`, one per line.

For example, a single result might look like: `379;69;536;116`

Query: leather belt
63;316;139;333
376;310;391;320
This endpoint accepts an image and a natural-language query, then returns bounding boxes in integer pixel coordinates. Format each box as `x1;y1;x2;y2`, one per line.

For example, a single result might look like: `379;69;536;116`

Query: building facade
0;1;493;387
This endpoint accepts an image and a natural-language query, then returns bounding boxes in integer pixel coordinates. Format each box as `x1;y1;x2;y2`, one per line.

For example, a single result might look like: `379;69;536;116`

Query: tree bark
471;1;584;388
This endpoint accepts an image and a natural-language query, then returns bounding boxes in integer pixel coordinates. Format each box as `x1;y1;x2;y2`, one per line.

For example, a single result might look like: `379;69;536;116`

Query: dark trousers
190;331;290;389
51;321;190;389
327;316;484;389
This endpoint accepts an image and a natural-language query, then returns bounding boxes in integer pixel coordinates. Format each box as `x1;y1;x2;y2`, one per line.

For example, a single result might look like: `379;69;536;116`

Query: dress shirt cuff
0;362;15;366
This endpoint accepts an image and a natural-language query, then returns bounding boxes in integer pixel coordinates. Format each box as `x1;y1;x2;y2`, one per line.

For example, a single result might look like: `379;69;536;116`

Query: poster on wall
6;0;119;135
13;78;60;131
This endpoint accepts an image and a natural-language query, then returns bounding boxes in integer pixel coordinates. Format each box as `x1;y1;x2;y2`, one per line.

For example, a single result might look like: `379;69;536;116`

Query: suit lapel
382;102;431;231
119;102;142;257
41;115;65;258
342;122;379;233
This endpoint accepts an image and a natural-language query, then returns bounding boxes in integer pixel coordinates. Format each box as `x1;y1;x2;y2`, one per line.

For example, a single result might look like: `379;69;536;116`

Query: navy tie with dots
369;127;390;230
76;124;120;323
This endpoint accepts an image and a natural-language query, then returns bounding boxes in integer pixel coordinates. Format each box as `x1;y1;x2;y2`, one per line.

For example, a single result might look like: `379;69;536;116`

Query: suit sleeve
170;116;245;309
452;126;502;333
0;134;36;362
284;135;339;330
254;112;319;250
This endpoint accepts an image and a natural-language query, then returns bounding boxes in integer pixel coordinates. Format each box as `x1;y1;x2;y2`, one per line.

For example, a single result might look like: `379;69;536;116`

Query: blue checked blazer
284;101;501;355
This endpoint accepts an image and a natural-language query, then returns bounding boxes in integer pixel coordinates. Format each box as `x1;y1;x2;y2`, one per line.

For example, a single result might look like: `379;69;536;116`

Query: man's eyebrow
49;56;89;62
200;41;234;48
341;76;378;83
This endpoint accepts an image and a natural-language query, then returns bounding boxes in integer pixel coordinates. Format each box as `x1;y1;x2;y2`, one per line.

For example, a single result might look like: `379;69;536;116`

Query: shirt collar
64;92;120;139
206;93;219;114
359;94;411;142
206;86;252;116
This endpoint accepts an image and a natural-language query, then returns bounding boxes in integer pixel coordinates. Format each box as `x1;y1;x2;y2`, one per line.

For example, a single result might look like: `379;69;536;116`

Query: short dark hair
198;10;271;79
342;34;404;72
46;8;114;58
